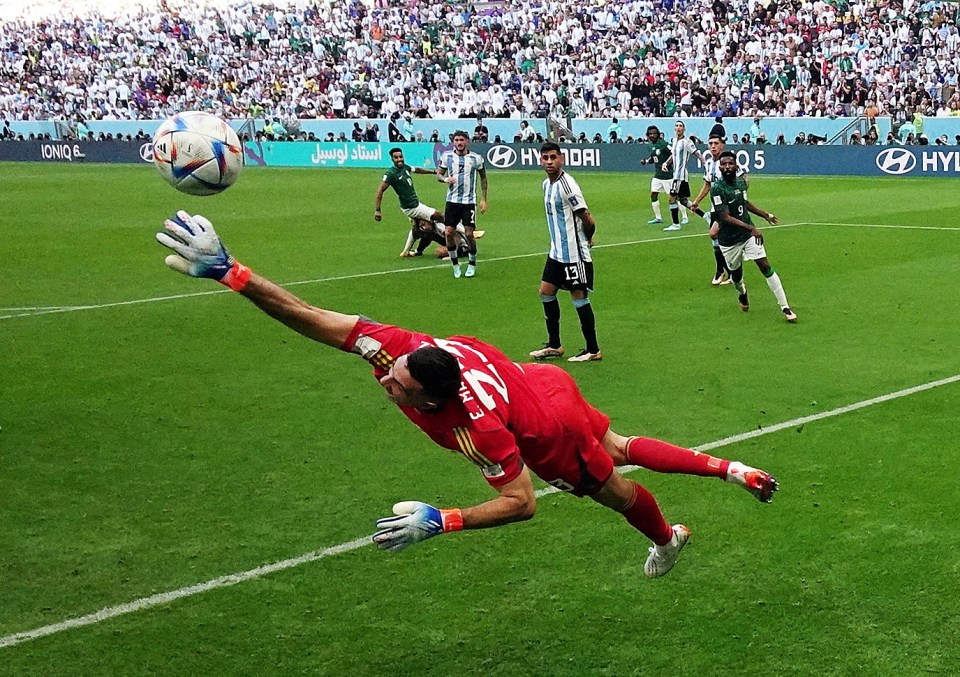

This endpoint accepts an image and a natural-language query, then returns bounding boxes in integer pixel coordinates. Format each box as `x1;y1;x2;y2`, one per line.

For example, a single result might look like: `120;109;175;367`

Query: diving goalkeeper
156;211;779;578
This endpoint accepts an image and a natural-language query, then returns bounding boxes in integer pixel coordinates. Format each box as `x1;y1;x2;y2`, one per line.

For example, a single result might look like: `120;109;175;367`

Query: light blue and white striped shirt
440;150;485;204
669;136;700;182
542;171;591;264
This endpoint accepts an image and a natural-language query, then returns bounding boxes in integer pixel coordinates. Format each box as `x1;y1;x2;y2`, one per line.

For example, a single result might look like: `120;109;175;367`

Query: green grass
1;163;959;675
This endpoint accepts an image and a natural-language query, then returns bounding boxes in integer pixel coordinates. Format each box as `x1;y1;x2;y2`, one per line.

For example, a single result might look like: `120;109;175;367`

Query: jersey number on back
434;338;510;418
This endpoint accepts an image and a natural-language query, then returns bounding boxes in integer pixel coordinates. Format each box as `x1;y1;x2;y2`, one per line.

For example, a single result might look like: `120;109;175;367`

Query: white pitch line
0;224;806;321
2;372;958;650
804;222;960;232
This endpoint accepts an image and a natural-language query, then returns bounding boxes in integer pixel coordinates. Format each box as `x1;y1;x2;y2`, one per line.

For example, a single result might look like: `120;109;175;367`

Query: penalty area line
2;372;958;650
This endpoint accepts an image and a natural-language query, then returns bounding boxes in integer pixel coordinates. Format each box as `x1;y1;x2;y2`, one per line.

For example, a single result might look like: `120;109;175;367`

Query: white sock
765;272;789;307
401;231;414;255
679;204;688;220
652;201;662;220
725;461;753;485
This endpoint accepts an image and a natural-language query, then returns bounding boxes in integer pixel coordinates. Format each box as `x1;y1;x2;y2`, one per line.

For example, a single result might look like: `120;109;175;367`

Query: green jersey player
639;126;672;224
374;148;445;257
709;151;797;323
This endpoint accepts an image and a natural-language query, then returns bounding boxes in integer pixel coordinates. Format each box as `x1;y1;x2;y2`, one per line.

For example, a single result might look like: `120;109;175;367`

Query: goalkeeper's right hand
372;501;464;552
156;211;251;291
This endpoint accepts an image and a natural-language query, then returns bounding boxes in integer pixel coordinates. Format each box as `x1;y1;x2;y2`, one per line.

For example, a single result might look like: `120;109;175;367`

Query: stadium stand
0;0;958;143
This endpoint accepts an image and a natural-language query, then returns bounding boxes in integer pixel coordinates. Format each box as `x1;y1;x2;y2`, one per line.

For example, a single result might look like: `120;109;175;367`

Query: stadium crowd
1;0;958;139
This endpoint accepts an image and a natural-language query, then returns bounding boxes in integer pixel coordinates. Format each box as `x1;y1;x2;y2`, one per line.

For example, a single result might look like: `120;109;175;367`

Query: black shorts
670;180;691;199
444;202;476;230
542;257;594;292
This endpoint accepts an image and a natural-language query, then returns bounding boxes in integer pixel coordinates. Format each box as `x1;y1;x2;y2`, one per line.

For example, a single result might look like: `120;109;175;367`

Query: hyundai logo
875;148;916;175
140;142;154;163
486;144;517;169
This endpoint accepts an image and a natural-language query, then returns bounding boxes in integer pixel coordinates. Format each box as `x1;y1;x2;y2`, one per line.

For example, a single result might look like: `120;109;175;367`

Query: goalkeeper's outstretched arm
156;211;358;348
239;272;359;348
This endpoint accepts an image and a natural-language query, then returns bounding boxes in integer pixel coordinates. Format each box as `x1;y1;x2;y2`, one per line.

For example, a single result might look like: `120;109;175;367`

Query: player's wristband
220;261;252;291
439;508;464;532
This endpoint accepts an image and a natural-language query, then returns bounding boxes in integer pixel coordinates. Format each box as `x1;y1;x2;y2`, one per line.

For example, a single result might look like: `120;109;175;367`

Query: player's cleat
782;307;798;323
647;218;663;224
465;264;476;278
567;349;603;362
399;251;413;258
644;524;691;578
681;216;689;225
738;291;749;311
411;250;423;257
452;265;463;279
529;345;564;359
711;272;731;286
663;223;682;231
474;230;485;239
726;462;779;503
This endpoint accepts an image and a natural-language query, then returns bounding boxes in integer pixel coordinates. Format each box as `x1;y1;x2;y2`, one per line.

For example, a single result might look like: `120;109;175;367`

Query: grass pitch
1;163;959;675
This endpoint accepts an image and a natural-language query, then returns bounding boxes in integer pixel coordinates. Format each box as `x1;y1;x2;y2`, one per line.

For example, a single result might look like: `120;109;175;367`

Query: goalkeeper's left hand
156;211;251;290
372;501;463;552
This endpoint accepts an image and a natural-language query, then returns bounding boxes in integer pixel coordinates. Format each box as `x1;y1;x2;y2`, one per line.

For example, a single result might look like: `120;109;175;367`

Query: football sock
679;204;688;220
713;246;728;275
669;204;679;224
401;231;415;255
468;254;477;265
651;201;662;220
621;481;674;546
447;247;459;266
541;295;561;347
572;297;599;353
684;201;704;217
731;266;746;293
626;437;730;478
763;269;789;307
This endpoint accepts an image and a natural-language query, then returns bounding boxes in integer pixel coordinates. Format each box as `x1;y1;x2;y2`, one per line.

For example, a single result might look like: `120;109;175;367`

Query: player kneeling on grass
156;211;779;578
709;151;798;323
402;218;485;259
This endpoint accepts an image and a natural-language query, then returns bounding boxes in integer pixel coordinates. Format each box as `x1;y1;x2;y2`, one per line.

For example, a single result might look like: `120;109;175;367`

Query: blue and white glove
156;211;251;290
372;501;463;552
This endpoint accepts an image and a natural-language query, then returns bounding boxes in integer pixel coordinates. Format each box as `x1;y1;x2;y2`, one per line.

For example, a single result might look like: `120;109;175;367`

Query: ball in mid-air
152;111;243;196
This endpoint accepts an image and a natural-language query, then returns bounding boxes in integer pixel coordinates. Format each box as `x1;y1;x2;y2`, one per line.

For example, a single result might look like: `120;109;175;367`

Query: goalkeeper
156;212;779;578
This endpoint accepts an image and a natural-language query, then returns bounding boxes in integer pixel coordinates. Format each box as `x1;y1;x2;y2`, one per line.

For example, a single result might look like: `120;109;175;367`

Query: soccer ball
152;111;243;196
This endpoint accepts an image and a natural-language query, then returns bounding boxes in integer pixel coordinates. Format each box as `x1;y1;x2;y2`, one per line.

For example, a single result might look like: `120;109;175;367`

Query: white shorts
650;177;672;194
401;203;438;222
719;237;767;270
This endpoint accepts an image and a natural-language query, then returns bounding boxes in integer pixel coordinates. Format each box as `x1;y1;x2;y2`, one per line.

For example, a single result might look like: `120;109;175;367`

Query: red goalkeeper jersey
341;319;611;492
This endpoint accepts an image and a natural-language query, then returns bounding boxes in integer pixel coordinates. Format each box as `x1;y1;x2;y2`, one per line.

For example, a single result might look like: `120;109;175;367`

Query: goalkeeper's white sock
651;201;662;220
765;271;789;308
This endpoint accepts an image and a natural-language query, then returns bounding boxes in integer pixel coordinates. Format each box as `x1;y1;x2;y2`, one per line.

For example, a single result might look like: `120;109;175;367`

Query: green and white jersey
646;139;672;180
382;164;420;209
710;176;752;247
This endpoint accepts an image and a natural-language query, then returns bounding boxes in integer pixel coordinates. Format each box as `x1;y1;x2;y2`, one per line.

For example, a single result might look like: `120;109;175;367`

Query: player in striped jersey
689;135;749;285
437;131;488;278
662;121;706;231
529;142;601;363
156;210;780;578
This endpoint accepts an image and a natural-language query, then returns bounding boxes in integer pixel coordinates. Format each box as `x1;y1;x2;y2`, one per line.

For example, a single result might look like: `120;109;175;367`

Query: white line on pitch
804;222;960;232
0;222;821;321
2;372;957;650
0;226;796;321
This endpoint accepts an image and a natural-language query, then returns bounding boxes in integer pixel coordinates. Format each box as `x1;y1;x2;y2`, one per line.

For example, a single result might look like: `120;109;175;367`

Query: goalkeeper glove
372;501;464;552
156;211;251;291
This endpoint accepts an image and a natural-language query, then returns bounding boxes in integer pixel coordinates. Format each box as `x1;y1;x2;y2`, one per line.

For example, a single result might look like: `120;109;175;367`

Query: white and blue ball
152;111;243;196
